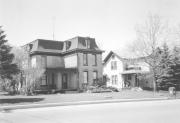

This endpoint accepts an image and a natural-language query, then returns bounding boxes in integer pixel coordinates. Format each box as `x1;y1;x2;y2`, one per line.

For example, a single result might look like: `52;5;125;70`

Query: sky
1;0;180;57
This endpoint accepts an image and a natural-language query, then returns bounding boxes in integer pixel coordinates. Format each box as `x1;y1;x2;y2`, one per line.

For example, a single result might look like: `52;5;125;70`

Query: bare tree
129;14;169;92
12;47;45;95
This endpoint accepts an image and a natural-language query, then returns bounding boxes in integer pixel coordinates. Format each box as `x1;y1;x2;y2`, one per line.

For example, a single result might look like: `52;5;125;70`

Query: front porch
37;68;79;91
121;70;149;88
122;73;139;88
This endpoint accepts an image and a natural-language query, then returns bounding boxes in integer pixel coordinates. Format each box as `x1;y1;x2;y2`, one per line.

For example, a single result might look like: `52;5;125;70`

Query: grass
0;90;178;106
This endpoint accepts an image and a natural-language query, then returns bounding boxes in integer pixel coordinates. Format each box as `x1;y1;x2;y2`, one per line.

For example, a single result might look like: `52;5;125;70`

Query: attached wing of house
103;51;153;89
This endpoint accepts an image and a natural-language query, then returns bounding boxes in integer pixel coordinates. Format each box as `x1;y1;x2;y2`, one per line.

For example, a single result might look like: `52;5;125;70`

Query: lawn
0;90;178;106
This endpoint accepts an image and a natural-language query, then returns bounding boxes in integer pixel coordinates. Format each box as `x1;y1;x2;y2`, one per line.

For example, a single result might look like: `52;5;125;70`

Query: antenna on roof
52;16;56;40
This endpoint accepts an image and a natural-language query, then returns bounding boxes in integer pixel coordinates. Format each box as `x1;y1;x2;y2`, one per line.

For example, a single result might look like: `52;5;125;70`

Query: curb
0;97;171;111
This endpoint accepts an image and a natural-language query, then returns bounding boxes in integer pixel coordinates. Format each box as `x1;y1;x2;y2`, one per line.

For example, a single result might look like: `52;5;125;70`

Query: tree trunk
153;72;157;93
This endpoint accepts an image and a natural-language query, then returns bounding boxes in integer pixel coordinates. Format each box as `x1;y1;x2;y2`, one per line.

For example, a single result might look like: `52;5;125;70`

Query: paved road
1;99;180;123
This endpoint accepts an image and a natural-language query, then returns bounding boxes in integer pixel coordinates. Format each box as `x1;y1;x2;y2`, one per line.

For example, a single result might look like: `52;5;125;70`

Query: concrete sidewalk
0;97;171;111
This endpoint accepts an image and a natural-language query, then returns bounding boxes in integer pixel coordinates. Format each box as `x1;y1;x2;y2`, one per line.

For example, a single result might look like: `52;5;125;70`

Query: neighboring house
23;36;104;91
103;51;153;89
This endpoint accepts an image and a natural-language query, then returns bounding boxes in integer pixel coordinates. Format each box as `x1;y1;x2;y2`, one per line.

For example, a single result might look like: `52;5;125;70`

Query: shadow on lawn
0;98;44;104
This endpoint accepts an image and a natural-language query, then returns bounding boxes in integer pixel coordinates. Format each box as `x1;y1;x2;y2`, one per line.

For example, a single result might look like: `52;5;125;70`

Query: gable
103;51;124;66
103;53;124;72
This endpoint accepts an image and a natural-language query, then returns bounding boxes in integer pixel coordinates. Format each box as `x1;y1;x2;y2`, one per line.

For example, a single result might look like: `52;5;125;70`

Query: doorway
62;73;68;89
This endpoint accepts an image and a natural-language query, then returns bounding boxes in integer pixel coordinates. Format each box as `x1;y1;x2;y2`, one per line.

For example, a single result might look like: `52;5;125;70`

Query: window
83;71;88;83
22;60;28;69
115;75;118;85
83;53;88;66
41;55;47;68
41;74;47;86
93;71;98;82
31;57;36;68
92;54;97;66
65;41;71;50
127;75;131;80
111;75;115;84
85;39;90;48
28;44;33;51
111;61;117;70
112;75;118;85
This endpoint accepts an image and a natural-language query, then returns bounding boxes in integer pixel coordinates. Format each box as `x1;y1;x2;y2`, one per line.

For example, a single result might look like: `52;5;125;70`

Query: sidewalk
0;97;170;111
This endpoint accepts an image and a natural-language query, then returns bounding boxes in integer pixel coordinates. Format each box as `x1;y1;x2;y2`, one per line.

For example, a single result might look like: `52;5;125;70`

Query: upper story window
83;53;88;66
111;61;117;70
41;55;47;68
31;57;36;68
92;54;97;66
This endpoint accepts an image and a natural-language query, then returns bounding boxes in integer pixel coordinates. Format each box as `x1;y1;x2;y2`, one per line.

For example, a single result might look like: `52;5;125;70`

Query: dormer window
65;41;71;50
27;44;33;52
85;39;90;49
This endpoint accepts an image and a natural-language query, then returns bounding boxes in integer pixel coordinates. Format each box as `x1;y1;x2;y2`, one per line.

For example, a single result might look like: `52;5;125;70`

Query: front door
62;73;68;89
135;74;139;87
52;73;56;89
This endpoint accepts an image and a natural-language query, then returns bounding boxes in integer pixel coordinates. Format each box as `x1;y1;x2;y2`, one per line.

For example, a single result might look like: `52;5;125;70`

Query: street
1;99;180;123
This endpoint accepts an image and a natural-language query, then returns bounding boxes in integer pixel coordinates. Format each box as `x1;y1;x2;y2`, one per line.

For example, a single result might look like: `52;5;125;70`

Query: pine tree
171;46;180;88
157;43;174;89
0;27;19;81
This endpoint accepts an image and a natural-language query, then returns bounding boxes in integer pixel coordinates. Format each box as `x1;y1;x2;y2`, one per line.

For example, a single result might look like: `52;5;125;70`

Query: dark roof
62;36;102;52
103;51;146;65
38;39;63;50
103;51;125;64
23;36;104;55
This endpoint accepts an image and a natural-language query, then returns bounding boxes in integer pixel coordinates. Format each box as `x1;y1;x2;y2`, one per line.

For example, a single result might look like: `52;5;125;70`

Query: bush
92;78;105;87
105;86;119;92
86;85;119;93
142;87;153;91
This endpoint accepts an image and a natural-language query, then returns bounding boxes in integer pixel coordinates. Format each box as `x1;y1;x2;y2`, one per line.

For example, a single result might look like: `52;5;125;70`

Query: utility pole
52;16;56;40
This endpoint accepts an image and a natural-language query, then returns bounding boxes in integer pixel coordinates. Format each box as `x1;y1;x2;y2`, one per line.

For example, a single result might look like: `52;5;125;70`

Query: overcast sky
1;0;180;57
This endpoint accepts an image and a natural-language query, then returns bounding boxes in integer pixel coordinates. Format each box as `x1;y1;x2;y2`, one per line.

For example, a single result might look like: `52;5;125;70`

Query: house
103;51;153;89
22;36;104;91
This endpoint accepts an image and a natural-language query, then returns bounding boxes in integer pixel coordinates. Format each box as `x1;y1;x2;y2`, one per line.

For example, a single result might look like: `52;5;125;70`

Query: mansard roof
23;36;103;55
62;36;102;52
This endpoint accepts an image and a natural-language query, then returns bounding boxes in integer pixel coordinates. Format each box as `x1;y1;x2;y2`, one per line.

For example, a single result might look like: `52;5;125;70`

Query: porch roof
46;67;77;71
120;70;149;74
